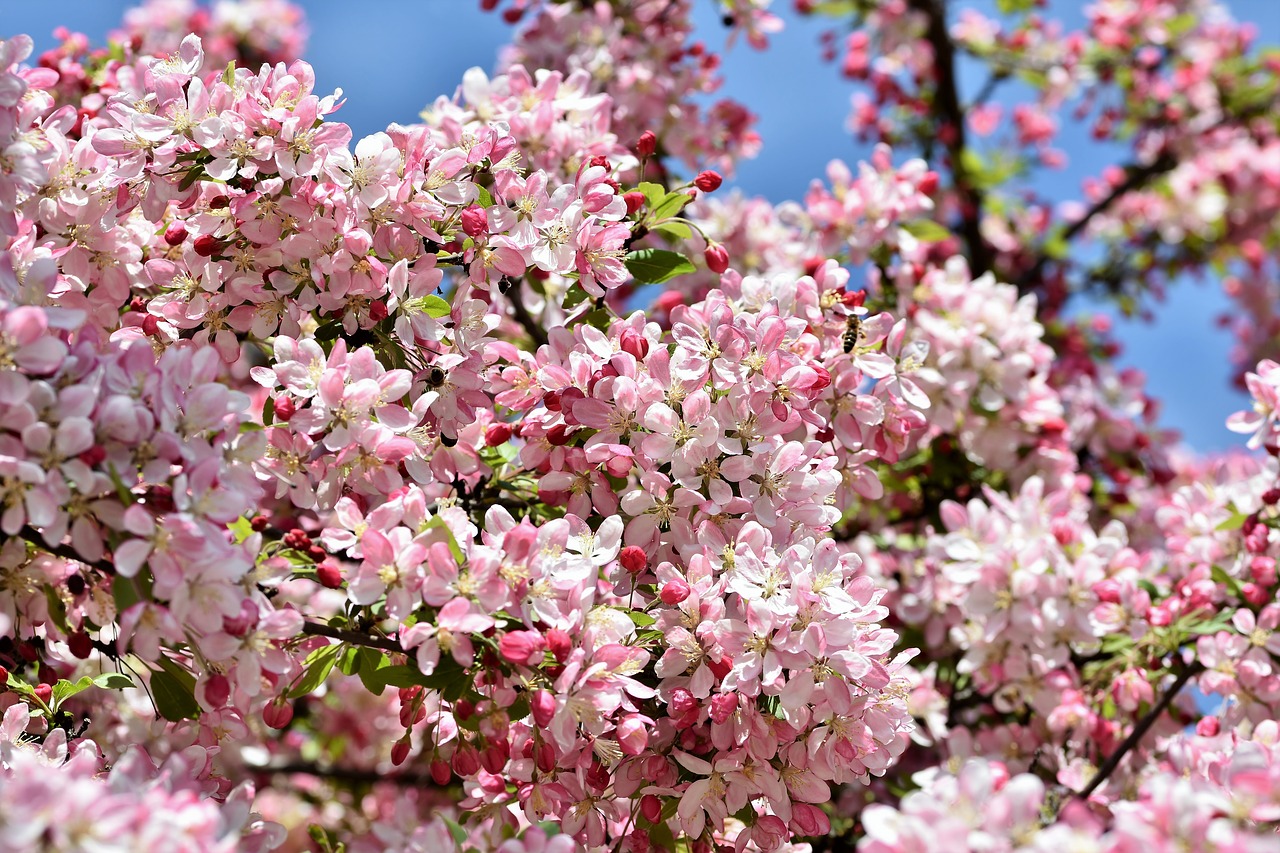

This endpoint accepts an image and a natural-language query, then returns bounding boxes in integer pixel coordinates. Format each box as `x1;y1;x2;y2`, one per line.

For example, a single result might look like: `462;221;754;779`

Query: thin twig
1071;662;1203;805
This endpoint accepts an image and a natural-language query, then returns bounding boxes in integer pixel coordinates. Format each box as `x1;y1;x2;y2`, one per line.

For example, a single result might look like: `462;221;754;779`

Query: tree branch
1072;662;1203;804
1016;152;1177;292
301;620;404;653
506;286;549;348
248;760;443;788
909;0;993;277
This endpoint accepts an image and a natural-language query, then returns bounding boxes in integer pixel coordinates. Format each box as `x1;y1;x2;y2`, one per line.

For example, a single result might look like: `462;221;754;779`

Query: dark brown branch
1017;152;1177;291
20;526;117;575
506;287;549;348
301;620;404;653
909;0;993;277
249;760;442;787
1072;662;1203;804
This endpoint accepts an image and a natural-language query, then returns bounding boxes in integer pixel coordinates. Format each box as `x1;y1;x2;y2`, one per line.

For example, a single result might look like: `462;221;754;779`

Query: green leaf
262;394;275;426
94;672;135;690
1216;509;1248;531
424;516;465;564
651;191;692;222
152;660;201;721
421;294;452;318
902;220;951;242
476;186;494;209
637;182;666;208
356;647;394;695
441;815;468;848
336;645;361;677
228;516;255;544
650;221;692;242
288;643;341;698
625;248;696;284
314;319;343;341
628;610;655;628
52;676;94;706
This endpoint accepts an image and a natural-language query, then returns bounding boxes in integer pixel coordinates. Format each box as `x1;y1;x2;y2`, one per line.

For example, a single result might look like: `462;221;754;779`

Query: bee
426;366;446;388
842;314;863;354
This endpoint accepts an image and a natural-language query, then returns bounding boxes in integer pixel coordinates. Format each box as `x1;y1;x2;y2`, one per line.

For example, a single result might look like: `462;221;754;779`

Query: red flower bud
430;757;452;785
272;395;296;422
368;300;388;322
619;545;648;575
263;698;294;729
193;234;222;257
659;578;691;605
636;130;657;158
706;655;732;681
485;422;513;446
917;171;939;195
499;630;546;666
1196;716;1220;737
641;794;663;823
34;683;52;705
391;738;412;766
315;561;344;589
460;205;488;237
163;223;188;246
694;170;723;192
622;190;645;215
705;243;730;274
545;628;572;663
67;632;93;660
619;329;649;360
204;673;231;708
452;743;481;776
0;666;9;690
709;692;738;724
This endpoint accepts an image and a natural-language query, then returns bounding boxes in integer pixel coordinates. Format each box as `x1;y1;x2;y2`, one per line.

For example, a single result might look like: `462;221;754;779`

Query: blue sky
7;0;1279;450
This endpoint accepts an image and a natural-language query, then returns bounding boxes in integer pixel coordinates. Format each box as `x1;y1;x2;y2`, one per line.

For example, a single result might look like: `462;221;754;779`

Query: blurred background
6;0;1279;450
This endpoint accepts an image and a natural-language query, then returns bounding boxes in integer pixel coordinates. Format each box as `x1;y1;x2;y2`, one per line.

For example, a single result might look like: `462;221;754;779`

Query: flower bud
204;673;231;708
531;689;556;728
460;205;488;237
141;314;161;336
694;170;722;192
619;545;648;575
499;630;546;666
485;422;513;446
709;692;738;724
620;328;650;360
545;628;572;663
789;803;831;836
272;395;297;422
452;743;480;776
1196;716;1221;737
391;737;412;766
616;713;649;755
0;666;8;689
262;698;294;729
705;243;730;274
481;742;508;774
636;130;657;157
669;687;697;717
315;560;344;589
640;794;663;823
430;757;452;785
163;223;188;245
67;632;93;660
622;190;645;215
536;741;557;773
33;683;52;705
193;234;222;257
659;578;690;605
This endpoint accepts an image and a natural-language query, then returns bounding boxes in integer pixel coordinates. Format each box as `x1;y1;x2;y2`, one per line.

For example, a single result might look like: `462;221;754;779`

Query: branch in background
1071;661;1204;805
909;0;994;277
506;285;549;348
249;760;443;788
1017;152;1177;292
301;620;404;653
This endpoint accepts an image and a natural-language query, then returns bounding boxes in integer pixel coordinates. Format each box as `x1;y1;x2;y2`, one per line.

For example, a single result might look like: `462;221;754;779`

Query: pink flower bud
485;422;513;446
659;578;691;605
640;794;663;823
789;803;830;836
67;632;93;660
430;758;452;785
262;698;294;729
391;738;412;766
619;328;650;360
531;689;556;728
460;205;488;237
694;170;722;192
141;314;161;336
368;300;388;322
616;713;649;755
669;687;697;716
203;673;231;708
636;130;657;157
273;395;296;422
452;743;480;776
33;683;52;705
619;545;648;575
545;628;572;663
499;630;546;666
481;743;508;774
1242;581;1268;606
536;741;557;773
1196;716;1221;737
709;692;738;724
705;243;730;274
751;816;789;851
